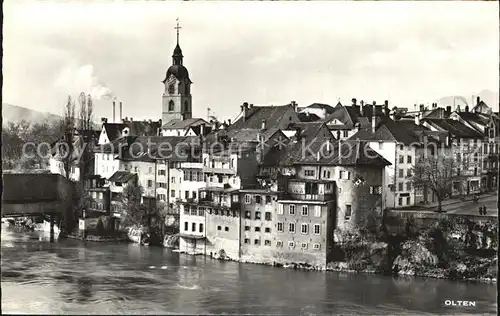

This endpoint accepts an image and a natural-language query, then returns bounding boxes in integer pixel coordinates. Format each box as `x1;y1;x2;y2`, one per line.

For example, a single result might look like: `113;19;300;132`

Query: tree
59;95;77;179
120;182;147;228
408;153;461;212
78;93;94;131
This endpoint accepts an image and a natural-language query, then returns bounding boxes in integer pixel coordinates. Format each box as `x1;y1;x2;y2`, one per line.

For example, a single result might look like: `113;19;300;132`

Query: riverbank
61;231;129;243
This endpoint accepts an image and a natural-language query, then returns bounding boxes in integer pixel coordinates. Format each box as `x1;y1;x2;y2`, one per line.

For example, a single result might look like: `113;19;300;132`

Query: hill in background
2;103;100;129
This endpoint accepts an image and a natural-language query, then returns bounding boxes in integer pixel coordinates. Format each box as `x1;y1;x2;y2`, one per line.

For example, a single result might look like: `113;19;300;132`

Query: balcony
278;192;335;201
199;198;240;211
202;167;236;175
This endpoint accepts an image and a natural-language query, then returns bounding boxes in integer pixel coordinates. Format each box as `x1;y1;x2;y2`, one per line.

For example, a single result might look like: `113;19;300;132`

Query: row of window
277;204;322;217
184;222;204;233
203;158;235;169
244;194;273;204
90;202;104;210
398;169;412;178
244;226;272;233
276;222;321;235
398;155;413;164
184;207;205;216
397;182;413;192
302;169;351;180
244;211;272;220
243;239;321;250
91;192;104;200
182;222;322;236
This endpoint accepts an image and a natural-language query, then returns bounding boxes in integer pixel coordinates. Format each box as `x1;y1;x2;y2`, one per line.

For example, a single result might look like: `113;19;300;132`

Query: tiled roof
349;117;428;145
108;171;137;183
423;118;483;139
103;123;125;142
288;122;330;140
456;112;490;126
298;112;321;122
262;124;389;167
162;118;208;129
230;105;296;130
126;120;162;136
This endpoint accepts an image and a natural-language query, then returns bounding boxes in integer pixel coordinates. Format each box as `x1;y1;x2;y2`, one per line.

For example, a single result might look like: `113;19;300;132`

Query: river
1;224;497;315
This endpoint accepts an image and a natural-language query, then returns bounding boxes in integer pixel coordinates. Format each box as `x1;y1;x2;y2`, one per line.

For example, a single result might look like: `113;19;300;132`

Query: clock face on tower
168;84;175;94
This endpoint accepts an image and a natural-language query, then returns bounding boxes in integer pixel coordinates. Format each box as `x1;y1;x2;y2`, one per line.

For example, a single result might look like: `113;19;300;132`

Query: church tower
162;19;192;123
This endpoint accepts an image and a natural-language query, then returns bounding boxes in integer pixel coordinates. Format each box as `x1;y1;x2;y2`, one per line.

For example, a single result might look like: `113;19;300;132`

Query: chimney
476;96;480;106
390;110;396;121
101;117;108;124
249;104;254;109
291;101;298;112
352;98;357;107
371;114;376;134
120;102;123;122
419;104;424;112
384;101;390;117
465;105;469;112
228;119;231;125
360;100;365;116
113;100;116;123
446;106;451;116
415;112;420;125
241;102;249;122
261;119;266;130
130;117;134;122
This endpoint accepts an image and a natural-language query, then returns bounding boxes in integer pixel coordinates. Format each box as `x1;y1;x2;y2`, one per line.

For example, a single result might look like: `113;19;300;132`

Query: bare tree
408;154;461;212
60;95;76;178
78;92;94;131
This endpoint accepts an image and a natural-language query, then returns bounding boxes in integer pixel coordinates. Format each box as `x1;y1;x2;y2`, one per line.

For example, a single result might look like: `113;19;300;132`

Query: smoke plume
55;64;115;100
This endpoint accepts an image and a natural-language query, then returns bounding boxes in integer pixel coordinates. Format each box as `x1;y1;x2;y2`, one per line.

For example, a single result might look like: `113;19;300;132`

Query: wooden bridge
2;173;75;240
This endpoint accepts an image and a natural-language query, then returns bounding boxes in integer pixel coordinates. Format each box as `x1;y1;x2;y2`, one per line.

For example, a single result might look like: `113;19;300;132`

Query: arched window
168;100;175;112
184;100;189;112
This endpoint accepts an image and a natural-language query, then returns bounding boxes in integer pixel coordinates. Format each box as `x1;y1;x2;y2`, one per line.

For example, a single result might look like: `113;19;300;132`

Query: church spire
175;17;181;45
172;18;183;65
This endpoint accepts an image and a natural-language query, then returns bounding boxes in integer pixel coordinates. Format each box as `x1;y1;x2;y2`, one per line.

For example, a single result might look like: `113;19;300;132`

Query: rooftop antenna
207;107;211;121
175;18;182;45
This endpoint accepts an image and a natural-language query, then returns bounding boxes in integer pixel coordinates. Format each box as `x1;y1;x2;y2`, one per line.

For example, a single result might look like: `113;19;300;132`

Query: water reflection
1;225;497;315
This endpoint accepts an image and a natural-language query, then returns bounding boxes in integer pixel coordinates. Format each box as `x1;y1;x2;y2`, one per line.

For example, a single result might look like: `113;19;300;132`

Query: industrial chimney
113;100;116;123
120;101;123;123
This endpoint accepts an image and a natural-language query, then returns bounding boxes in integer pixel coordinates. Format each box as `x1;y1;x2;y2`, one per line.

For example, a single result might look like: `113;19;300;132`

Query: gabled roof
349;117;428;145
162;118;208;129
297;111;321;122
288;122;330;140
422;118;483;139
262;121;389;168
103;123;125;142
125;120;162;136
188;125;213;136
230;105;295;130
456;112;490;126
108;171;136;183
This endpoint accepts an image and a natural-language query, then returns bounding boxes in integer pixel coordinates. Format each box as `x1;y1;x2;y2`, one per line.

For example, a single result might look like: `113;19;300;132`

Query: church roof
164;64;191;83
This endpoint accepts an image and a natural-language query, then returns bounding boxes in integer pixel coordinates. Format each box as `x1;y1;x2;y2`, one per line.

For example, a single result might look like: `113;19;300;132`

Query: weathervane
175;18;182;45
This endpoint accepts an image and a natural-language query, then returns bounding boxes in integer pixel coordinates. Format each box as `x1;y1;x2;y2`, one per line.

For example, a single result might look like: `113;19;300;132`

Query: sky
3;1;499;122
